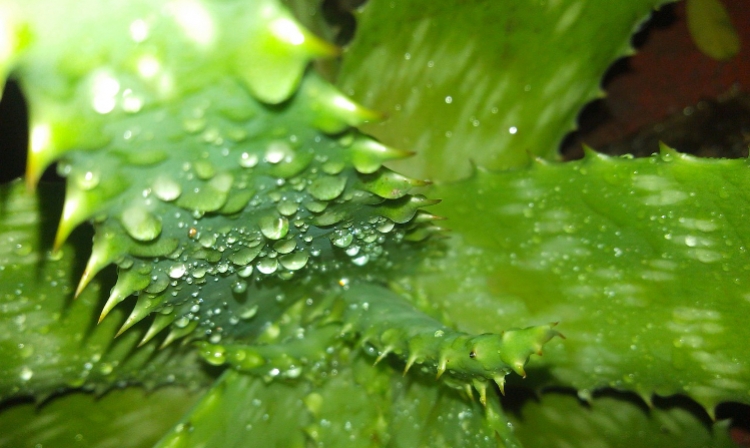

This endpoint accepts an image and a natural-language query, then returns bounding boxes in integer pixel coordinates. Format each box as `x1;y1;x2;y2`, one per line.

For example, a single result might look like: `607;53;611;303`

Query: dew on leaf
129;19;149;42
229;246;261;266
279;252;309;271
333;231;353;248
75;170;100;190
153;175;182;201
257;258;279;275
273;239;296;254
19;366;33;381
277;199;299;216
120;206;162;241
232;280;248;294
240;305;259;320
239;152;259;168
175;316;190;328
265;141;292;164
237;265;254;278
259;215;289;240
193;160;216;180
307;175;347;201
168;263;187;279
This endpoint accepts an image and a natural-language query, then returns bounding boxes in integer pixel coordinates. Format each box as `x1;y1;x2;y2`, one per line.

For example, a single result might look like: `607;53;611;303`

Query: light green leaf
337;0;671;181
0;180;212;400
403;151;750;413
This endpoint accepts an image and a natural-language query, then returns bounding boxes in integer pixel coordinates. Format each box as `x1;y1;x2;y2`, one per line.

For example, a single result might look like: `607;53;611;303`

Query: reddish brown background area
563;0;750;156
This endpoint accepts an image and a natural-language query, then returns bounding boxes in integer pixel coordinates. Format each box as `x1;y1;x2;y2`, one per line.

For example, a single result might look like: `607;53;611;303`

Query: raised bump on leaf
376;196;441;224
234;1;338;104
349;137;413;174
472;379;488;406
360;170;429;199
299;74;383;133
341;284;561;394
494;376;506;396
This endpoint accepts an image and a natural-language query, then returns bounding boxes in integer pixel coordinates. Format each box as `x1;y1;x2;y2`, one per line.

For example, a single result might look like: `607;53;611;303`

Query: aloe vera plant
0;0;746;446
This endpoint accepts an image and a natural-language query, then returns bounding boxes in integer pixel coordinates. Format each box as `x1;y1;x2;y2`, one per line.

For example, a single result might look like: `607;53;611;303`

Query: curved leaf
337;0;671;181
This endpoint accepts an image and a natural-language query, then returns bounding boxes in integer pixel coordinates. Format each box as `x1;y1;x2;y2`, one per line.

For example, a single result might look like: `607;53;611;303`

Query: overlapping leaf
0;181;213;399
337;0;672;181
403;150;750;414
155;355;520;448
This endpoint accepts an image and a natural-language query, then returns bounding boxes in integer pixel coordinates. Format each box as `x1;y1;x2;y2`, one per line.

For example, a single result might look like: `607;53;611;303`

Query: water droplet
346;245;360;256
122;89;143;113
273;239;297;254
76;170;100;190
277;200;299;216
173;316;189;328
169;263;187;279
193;160;216;180
237;265;254;278
308;175;347;201
240;305;258;320
279;252;309;271
153;175;182;201
239;152;259;168
99;363;114;375
19;366;33;381
121;207;162;241
257;258;279;274
352;254;369;266
183;117;206;133
229;246;262;266
259;215;289;240
91;71;120;114
265;141;292;164
202;345;226;366
685;235;698;247
332;231;353;248
130;19;149;42
232;280;248;294
444;96;453;104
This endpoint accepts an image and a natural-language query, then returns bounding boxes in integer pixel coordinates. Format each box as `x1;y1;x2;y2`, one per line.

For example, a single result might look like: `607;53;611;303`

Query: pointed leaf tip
139;314;176;347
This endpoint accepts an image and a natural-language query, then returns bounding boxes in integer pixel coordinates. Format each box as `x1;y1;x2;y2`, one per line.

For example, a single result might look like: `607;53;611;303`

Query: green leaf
402;151;750;413
509;391;734;448
5;0;436;349
156;356;521;448
0;180;212;399
0;386;199;448
337;0;670;181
